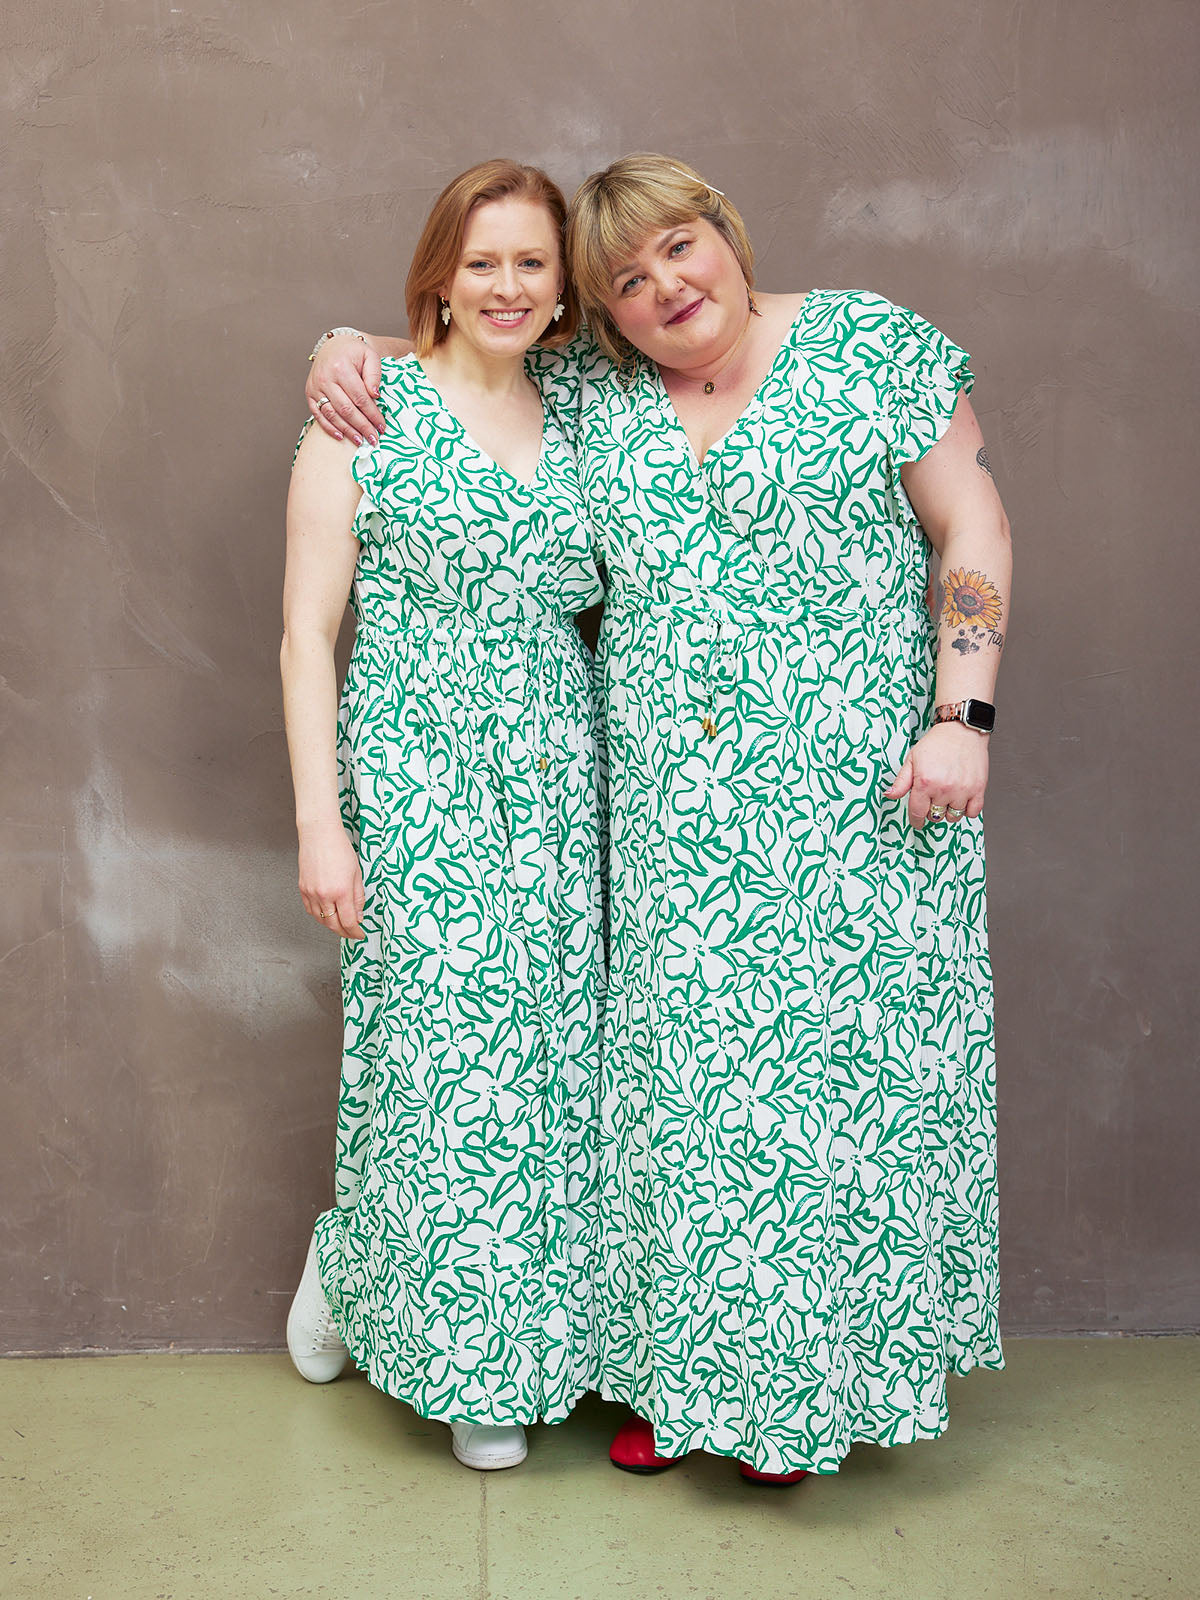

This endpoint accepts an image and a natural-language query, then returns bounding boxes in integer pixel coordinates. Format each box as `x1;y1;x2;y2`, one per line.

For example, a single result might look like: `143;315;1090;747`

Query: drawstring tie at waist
355;618;571;772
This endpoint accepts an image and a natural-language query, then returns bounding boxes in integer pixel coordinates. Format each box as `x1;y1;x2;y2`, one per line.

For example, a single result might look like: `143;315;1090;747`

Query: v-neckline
649;292;814;467
401;355;548;489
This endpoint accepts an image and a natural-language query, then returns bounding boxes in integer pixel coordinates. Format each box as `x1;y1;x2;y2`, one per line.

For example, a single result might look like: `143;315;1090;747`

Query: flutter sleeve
887;303;974;466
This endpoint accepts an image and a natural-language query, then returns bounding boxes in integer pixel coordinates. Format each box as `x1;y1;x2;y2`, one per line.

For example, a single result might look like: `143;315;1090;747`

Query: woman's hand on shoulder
297;821;366;940
306;331;412;445
307;333;385;444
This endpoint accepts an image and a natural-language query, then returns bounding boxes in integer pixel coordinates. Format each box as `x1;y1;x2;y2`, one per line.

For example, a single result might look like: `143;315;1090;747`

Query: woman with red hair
281;161;604;1472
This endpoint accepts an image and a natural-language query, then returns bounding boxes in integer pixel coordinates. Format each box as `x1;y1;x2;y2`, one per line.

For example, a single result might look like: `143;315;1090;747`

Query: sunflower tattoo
941;569;1003;630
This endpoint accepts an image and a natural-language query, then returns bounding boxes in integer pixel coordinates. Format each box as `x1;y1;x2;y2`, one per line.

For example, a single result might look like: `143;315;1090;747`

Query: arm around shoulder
305;328;413;442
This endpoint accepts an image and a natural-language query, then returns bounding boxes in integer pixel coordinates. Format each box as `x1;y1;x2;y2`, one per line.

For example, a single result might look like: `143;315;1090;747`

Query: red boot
609;1415;683;1474
738;1461;809;1486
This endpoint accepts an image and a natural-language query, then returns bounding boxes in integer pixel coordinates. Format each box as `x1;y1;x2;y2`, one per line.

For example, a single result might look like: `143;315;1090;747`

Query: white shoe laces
304;1302;347;1357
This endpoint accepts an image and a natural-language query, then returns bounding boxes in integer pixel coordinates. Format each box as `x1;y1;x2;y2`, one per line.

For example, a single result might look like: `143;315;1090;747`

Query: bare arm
281;425;367;937
885;393;1013;827
306;331;413;443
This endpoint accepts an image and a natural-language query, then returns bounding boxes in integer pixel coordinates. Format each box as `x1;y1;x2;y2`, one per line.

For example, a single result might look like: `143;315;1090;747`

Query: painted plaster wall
2;0;1197;1351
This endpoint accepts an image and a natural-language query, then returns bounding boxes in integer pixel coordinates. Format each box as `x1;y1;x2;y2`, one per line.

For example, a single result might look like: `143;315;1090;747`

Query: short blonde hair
405;159;578;357
566;153;756;370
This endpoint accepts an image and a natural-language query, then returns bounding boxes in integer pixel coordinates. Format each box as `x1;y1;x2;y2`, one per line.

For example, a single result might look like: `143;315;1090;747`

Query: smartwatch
934;699;996;734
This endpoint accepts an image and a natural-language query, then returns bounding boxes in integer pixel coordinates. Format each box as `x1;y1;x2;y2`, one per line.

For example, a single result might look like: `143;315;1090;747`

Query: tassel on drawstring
700;618;722;739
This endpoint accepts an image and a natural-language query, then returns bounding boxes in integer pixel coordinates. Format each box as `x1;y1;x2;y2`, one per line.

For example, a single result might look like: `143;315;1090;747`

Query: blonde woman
282;161;604;1471
306;153;1011;1486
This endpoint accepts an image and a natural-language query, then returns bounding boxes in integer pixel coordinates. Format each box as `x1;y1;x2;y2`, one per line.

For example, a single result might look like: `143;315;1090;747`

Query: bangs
571;186;700;308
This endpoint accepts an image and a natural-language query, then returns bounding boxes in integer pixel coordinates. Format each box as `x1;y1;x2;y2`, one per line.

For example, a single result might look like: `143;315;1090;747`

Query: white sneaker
450;1421;528;1471
286;1232;350;1383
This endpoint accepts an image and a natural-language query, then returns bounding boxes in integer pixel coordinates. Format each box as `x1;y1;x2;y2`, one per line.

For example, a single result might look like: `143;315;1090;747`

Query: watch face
964;699;996;732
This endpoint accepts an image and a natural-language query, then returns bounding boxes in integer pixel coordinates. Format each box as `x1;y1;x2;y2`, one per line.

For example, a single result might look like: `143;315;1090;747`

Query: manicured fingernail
366;434;378;446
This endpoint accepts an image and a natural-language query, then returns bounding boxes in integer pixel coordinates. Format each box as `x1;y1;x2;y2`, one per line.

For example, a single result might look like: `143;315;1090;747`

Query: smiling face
602;216;750;370
440;196;564;361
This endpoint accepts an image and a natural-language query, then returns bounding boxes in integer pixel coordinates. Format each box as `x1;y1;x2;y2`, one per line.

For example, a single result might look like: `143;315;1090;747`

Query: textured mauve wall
2;0;1197;1351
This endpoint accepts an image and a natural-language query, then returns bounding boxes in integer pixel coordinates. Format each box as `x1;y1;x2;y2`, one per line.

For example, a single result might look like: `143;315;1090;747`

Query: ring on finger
318;908;335;918
927;804;946;822
316;395;333;411
946;805;965;820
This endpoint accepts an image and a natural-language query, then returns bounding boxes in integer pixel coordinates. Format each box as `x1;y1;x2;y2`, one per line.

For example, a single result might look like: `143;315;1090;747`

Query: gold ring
316;396;333;411
946;806;964;820
927;805;946;821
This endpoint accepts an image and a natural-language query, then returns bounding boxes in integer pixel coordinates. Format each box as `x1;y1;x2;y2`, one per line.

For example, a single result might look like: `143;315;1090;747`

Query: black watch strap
934;698;996;733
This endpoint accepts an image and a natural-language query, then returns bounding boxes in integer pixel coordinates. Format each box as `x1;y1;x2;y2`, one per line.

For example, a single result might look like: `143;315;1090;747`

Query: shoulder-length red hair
406;160;578;357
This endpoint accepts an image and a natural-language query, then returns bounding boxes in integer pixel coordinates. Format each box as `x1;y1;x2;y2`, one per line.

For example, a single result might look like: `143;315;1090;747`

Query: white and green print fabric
313;355;606;1426
557;290;1002;1474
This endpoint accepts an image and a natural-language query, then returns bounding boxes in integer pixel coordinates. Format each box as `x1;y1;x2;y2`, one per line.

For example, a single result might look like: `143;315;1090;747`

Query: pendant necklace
704;314;752;394
670;294;762;395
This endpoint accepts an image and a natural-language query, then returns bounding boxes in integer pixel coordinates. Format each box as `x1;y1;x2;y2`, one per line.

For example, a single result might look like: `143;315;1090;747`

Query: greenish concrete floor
2;1339;1196;1600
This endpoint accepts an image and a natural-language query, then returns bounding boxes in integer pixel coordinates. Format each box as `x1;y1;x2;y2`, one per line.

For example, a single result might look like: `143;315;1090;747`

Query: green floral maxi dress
312;356;605;1426
569;291;1003;1474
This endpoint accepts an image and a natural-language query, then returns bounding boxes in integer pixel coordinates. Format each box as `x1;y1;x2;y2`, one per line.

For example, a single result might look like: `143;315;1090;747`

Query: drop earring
440;298;451;326
552;300;565;322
